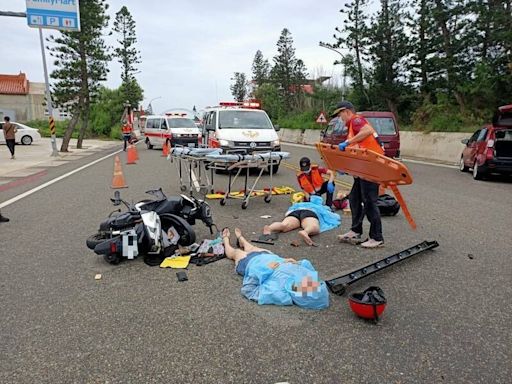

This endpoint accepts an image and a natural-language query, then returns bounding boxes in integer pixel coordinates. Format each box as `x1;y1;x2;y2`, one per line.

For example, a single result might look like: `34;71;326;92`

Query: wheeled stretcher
204;151;290;209
169;147;222;195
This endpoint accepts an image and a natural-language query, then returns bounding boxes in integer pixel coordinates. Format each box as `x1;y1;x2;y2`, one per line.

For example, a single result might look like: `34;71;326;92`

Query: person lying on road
261;195;341;246
222;227;329;310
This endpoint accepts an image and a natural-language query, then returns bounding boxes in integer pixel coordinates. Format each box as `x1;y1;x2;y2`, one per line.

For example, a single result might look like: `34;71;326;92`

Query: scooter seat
139;197;183;215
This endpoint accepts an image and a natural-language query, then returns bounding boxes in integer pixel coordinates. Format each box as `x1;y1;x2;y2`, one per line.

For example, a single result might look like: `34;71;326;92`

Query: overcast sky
1;0;349;114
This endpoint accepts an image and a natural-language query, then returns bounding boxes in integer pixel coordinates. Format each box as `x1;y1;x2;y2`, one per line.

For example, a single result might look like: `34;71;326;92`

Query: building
0;72;70;122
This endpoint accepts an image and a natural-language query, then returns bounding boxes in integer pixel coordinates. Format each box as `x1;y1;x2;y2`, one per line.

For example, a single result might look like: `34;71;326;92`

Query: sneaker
361;238;384;248
0;215;9;223
337;230;363;244
10;155;15;160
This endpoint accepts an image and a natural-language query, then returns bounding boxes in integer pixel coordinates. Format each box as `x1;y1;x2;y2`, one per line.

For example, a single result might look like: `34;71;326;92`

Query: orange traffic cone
126;145;137;165
111;155;128;188
162;140;170;157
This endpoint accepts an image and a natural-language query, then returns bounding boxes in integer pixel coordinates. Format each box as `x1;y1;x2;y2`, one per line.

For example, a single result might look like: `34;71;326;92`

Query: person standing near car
121;120;132;151
334;101;385;248
297;157;336;207
3;116;17;159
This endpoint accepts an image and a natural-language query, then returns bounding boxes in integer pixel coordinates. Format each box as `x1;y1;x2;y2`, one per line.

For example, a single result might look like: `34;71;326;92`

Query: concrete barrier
279;128;470;164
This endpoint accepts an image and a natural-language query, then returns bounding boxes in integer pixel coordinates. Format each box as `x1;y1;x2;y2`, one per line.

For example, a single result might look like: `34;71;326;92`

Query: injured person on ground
222;227;329;310
260;195;341;246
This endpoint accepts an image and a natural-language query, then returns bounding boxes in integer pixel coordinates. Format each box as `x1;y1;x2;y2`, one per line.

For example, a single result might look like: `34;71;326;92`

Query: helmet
348;286;386;322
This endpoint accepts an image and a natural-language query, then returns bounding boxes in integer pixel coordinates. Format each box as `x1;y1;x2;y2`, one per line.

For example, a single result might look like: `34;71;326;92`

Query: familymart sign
26;0;80;31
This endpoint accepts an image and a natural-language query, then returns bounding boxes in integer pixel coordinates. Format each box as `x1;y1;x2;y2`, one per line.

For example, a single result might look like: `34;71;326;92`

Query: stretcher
204;151;291;209
316;143;416;229
168;147;222;195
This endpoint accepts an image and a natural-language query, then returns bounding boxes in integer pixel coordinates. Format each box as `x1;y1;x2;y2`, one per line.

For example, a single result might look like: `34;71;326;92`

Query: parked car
0;122;42;145
321;111;400;158
459;104;512;180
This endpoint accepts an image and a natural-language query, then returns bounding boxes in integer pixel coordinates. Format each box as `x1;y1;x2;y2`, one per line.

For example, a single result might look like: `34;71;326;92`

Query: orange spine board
315;143;413;186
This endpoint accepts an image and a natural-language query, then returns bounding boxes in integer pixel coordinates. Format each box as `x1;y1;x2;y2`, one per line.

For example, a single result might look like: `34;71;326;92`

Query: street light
319;42;347;101
146;96;162;113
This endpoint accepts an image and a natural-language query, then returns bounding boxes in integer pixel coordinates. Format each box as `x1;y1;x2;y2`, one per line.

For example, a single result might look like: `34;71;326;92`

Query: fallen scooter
86;188;215;265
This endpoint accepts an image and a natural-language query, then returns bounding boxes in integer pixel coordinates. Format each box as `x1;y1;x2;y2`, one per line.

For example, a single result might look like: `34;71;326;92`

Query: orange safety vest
297;165;324;194
347;115;384;155
122;123;132;134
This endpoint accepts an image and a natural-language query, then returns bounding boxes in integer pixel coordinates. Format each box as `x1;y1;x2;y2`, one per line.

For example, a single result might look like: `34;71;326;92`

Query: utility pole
319;42;347;101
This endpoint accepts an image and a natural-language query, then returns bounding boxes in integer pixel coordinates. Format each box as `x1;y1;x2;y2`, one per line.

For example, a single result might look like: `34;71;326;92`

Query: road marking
282;142;458;169
0;149;123;209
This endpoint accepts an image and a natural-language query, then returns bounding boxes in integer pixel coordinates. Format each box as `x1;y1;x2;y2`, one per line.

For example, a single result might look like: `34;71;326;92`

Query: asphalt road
1;142;511;384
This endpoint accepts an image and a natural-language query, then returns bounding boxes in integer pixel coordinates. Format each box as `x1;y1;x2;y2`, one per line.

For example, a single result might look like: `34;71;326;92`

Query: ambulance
144;113;201;149
201;101;281;154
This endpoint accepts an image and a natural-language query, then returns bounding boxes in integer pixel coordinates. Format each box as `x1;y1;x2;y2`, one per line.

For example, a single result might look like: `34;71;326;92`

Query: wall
278;128;470;164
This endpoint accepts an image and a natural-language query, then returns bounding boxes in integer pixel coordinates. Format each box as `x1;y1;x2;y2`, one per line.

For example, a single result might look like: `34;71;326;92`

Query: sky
1;0;349;114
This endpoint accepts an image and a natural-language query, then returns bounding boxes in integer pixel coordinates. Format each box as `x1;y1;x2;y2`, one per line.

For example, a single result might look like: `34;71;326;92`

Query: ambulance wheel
220;198;226;206
145;139;153;150
264;195;271;203
104;253;121;265
180;185;187;192
241;201;248;209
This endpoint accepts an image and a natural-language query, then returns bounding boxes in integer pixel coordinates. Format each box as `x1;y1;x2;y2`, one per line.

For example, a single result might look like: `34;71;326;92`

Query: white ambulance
201;101;281;154
144;113;201;149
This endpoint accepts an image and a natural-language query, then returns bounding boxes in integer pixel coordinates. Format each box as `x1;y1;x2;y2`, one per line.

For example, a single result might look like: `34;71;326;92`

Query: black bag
376;194;400;216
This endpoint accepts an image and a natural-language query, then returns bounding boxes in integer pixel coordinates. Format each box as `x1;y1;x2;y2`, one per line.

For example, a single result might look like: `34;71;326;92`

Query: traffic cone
162;140;170;157
111;155;128;188
133;143;139;161
126;145;137;165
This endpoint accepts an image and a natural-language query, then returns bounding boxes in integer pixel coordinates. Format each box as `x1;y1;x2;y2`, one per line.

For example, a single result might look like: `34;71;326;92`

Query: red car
321;111;400;158
459;104;512;180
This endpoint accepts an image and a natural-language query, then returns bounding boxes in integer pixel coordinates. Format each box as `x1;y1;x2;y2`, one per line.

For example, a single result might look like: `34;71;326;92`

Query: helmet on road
348;286;387;323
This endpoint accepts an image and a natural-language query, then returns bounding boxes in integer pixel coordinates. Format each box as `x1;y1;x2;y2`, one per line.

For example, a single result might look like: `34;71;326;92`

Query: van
144;114;201;149
321;111;400;158
201;101;281;154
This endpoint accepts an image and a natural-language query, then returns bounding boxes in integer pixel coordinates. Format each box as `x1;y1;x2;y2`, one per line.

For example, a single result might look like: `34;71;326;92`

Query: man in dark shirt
3;116;17;159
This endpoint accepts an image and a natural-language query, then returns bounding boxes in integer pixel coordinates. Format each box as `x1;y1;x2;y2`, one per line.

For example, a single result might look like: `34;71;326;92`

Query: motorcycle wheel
86;233;109;250
104;253;122;265
160;215;196;246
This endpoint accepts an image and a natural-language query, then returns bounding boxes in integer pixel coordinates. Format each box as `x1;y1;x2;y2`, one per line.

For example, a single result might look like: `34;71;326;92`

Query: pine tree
230;72;249;102
271;28;308;111
366;0;410;116
49;0;110;151
251;50;271;86
113;6;143;108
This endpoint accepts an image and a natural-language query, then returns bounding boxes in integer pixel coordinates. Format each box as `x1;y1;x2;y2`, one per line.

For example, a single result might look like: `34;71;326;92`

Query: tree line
232;1;511;131
48;1;142;151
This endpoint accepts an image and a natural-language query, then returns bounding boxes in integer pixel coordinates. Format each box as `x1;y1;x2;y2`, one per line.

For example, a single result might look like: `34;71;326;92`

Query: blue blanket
286;195;341;232
241;252;329;310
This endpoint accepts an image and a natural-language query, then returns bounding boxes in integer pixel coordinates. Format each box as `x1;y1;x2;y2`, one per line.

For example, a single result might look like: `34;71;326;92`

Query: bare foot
234;228;242;239
222;227;230;239
262;225;271;235
298;230;316;246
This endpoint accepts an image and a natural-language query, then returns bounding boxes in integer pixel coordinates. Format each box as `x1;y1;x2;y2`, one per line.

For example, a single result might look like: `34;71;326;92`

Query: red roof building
0;73;30;95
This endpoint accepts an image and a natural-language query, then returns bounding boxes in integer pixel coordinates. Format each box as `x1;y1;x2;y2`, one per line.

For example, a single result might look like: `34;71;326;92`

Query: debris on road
94;274;102;280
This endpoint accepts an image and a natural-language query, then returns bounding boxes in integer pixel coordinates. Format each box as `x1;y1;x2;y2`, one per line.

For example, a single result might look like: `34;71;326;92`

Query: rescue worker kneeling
297;157;335;208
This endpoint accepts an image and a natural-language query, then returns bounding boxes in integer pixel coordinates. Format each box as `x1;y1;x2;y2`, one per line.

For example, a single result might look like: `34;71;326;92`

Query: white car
0;122;42;145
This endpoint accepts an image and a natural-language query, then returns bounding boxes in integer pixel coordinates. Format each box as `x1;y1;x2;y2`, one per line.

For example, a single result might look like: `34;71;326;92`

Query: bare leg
298;217;320;246
222;228;248;264
263;216;300;235
235;228;267;254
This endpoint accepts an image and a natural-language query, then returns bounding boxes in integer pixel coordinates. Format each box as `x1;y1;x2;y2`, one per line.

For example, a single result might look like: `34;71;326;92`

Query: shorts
236;250;270;276
286;209;318;222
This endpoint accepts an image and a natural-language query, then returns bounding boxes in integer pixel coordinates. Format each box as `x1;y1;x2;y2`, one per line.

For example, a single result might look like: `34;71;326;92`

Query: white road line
0;149;123;209
281;142;458;169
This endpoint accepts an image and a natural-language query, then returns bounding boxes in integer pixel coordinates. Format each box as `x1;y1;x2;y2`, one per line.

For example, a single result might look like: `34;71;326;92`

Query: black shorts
286;209;318;222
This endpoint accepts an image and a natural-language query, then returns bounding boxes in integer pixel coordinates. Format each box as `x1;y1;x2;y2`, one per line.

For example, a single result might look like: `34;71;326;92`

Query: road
1;142;511;384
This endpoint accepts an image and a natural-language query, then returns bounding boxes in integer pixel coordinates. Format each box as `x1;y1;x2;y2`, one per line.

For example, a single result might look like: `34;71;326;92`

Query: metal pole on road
38;27;59;157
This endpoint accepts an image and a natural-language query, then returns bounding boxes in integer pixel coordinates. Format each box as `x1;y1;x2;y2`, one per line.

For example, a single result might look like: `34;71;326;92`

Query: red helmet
348;286;387;323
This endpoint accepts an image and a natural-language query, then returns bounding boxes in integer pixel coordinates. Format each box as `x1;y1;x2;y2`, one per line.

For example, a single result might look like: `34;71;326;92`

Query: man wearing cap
333;101;385;248
296;157;335;207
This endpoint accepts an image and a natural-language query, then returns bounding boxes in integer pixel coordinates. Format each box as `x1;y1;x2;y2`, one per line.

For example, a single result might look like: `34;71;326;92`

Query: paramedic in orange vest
297;157;335;207
334;101;385;249
121;120;132;151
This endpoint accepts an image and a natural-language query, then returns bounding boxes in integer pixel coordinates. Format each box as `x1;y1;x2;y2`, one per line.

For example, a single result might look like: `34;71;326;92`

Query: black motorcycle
86;188;215;265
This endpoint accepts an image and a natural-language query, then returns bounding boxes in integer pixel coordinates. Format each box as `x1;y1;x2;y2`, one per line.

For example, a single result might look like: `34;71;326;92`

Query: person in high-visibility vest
296;156;335;207
121;120;132;151
334;101;385;249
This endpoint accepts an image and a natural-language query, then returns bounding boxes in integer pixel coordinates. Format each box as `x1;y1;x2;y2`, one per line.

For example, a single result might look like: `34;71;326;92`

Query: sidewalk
0;138;119;188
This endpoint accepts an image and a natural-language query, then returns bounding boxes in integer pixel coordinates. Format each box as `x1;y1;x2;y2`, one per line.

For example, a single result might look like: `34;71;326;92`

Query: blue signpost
26;0;80;32
25;0;81;156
